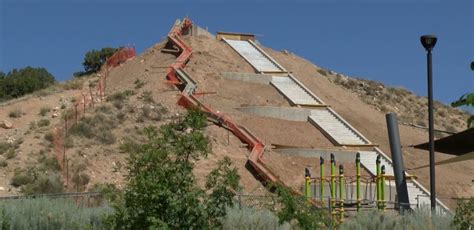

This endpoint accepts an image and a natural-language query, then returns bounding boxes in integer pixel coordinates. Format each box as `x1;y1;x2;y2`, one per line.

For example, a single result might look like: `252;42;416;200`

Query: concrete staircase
176;68;197;95
309;109;370;146
358;150;444;211
270;76;323;106
223;39;285;73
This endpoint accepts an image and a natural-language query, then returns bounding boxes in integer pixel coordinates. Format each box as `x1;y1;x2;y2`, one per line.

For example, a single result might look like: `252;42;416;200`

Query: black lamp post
420;34;437;210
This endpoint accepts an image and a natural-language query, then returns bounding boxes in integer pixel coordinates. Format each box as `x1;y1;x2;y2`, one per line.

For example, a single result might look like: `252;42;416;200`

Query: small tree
451;62;474;128
79;47;117;76
109;110;240;229
0;67;55;100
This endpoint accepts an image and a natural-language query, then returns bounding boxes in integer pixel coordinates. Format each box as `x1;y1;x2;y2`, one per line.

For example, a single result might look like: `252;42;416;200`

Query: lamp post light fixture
420;34;437;210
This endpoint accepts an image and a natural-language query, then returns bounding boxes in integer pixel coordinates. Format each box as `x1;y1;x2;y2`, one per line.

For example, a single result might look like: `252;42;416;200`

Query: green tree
453;197;474;230
275;185;329;229
79;47;117;76
0;66;55;101
451;61;474;128
109;110;240;229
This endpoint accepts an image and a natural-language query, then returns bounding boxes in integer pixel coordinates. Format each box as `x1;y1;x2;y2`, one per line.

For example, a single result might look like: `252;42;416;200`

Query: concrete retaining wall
237;106;314;121
221;72;273;85
276;148;358;162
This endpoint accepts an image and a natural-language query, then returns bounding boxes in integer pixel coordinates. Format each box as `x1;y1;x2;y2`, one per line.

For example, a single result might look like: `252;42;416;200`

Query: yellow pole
339;165;345;223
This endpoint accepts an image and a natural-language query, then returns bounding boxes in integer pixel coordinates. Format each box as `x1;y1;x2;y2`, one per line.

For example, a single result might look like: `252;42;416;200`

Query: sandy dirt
0;30;471;210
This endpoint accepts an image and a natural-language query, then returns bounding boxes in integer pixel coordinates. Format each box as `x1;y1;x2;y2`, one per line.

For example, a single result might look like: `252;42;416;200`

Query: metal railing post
320;156;325;207
356;153;361;211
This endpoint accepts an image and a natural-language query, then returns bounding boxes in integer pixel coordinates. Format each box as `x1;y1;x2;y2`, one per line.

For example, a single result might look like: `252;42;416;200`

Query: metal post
420;34;437;211
330;153;336;224
320;157;325;207
386;113;411;212
339;165;345;223
426;49;436;210
304;168;311;199
381;165;386;211
376;155;381;210
356;153;361;211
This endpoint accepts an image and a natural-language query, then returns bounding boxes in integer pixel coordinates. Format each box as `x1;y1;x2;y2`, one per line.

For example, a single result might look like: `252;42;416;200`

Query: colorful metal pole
381;165;386;211
339;165;345;223
320;157;325;207
330;153;336;224
356;153;361;212
376;155;381;210
304;168;311;199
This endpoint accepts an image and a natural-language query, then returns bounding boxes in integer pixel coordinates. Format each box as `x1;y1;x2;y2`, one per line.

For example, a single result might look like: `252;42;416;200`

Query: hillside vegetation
318;68;470;135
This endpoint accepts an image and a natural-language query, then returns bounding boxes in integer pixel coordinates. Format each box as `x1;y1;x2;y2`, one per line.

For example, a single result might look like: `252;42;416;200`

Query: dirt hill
0;25;472;209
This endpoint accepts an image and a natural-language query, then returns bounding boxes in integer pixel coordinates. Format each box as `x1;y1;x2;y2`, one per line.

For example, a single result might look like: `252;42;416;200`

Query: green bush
80;47;118;75
0;159;7;168
134;79;145;89
38;154;60;172
39;107;50;116
5;148;16;159
339;208;455;230
0;142;11;155
8;109;22;118
109;110;239;229
10;171;34;187
453;197;474;229
37;119;50;127
142;90;154;103
0;197;112;229
69;113;117;145
220;206;291;230
0;66;56;101
22;173;64;195
44;132;54;143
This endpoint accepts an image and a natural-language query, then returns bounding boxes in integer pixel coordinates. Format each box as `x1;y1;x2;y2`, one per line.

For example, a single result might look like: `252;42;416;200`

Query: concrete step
223;39;284;73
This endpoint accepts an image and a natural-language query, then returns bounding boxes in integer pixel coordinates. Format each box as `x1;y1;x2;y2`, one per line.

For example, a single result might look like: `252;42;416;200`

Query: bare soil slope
0;30;471;209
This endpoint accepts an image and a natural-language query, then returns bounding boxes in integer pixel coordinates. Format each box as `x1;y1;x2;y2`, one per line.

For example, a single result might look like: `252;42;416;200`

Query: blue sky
1;0;472;106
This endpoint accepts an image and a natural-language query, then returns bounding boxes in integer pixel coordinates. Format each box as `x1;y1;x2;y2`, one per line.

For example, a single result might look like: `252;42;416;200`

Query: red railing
166;17;315;203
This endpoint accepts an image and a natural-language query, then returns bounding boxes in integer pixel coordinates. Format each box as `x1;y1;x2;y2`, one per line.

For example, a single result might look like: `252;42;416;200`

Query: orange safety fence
51;47;135;186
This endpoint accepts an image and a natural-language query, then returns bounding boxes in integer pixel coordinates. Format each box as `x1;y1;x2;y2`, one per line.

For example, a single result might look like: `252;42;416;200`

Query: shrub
64;137;74;148
38;155;60;172
0;197;112;229
72;172;90;192
10;171;34;187
0;159;7;168
453;197;474;229
62;78;83;90
69;114;117;145
0;142;11;155
0;66;55;101
134;79;145;89
5;149;16;159
39;107;50;116
8;109;22;118
44;132;54;143
339;208;454;230
142;91;154;103
22;173;64;195
37;119;50;127
220;206;291;230
107;90;134;103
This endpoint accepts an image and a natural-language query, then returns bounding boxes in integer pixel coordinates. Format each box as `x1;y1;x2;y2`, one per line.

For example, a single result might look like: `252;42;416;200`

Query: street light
420;34;437;210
